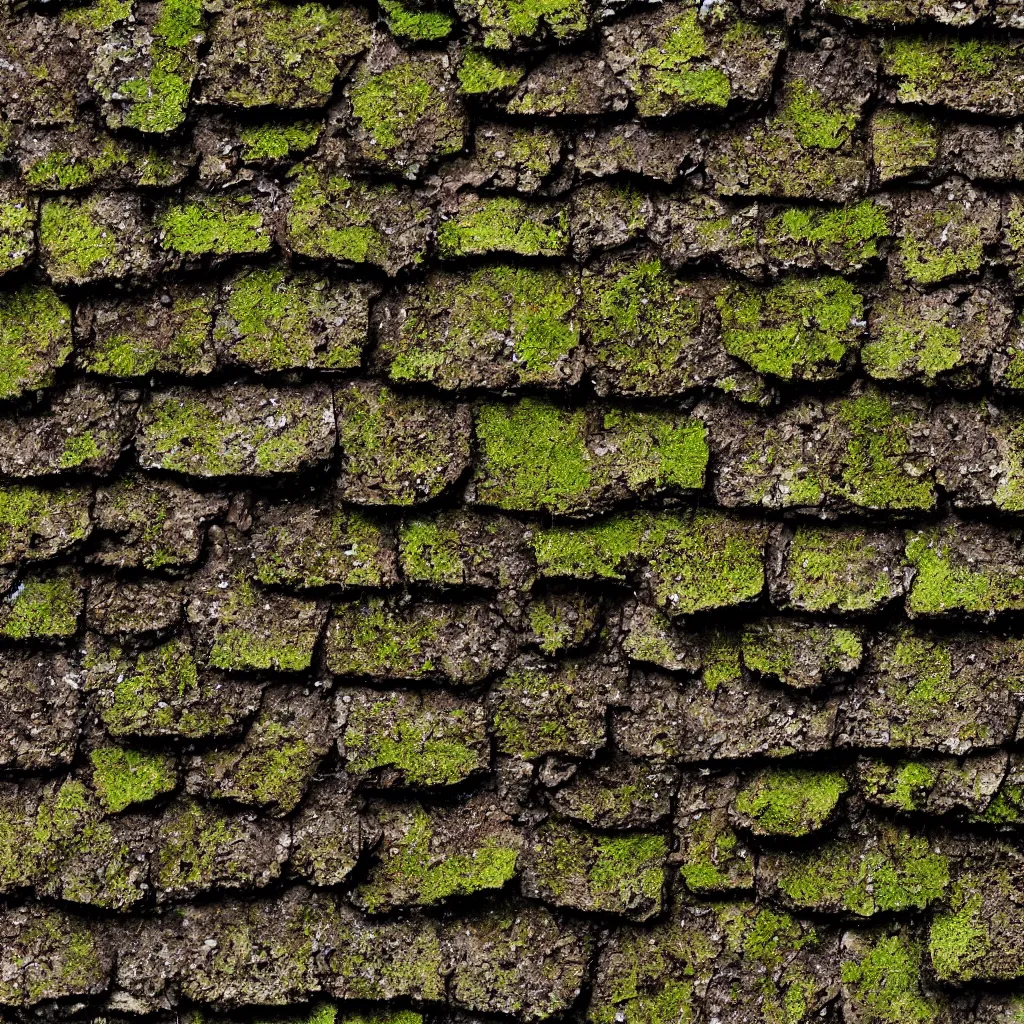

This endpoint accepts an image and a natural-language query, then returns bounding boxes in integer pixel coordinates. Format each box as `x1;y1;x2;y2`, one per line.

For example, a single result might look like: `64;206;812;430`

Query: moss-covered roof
1;0;1024;1020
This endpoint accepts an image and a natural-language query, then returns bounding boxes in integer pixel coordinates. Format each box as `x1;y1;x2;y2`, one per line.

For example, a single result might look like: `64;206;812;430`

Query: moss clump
214;269;362;371
646;512;766;616
928;881;990;981
39;198;119;281
532;513;650;581
239;121;322;161
679;810;752;894
858;760;939;813
784;526;898;612
389;265;579;388
529;823;667;918
884;37;1023;114
399;517;465;585
581;259;704;395
0;485;90;566
1;571;83;639
350;60;465;164
438;197;568;258
717;276;864;381
457;48;524;94
835;391;935;511
0;195;34;275
208;578;323;672
773;826;949;917
0;286;72;399
473;400;706;515
158;195;270;256
761;201;890;270
344;695;487;787
285;168;428;274
778;80;860;150
871;108;938;180
117;0;205;133
326;598;443;678
358;807;517;911
469;0;588;49
204;0;370;108
154;799;251;894
86;292;214;378
625;9;732;116
733;769;847;837
90;746;177;812
841;933;939;1024
862;294;962;383
905;528;1024;616
380;0;454;41
898;211;985;286
102;639;253;738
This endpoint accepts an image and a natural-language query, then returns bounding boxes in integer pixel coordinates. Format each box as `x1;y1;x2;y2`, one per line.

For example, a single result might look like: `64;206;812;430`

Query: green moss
928;883;988;981
345;697;484;786
601;409;708;490
155;799;250;893
733;770;847;837
457;48;524;94
239;121;322;161
438;197;567;257
841;933;938;1024
835;391;935;510
102;639;245;737
117;0;204;133
718;276;863;380
581;259;703;394
905;528;1024;616
59;432;101;470
885;37;1016;108
863;297;961;383
0;286;72;399
391;265;579;386
646;512;765;616
532;513;650;581
785;526;896;611
899;212;984;285
88;292;212;378
214;268;361;370
359;807;516;911
474;400;706;514
209;578;320;672
533;823;666;915
63;0;133;30
327;598;443;677
39;198;118;280
0;487;88;567
158;195;269;255
90;746;177;812
1;572;82;639
350;61;461;158
399;517;464;584
679;814;749;894
871;108;938;180
859;760;939;813
143;396;240;475
775;827;948;917
528;593;597;655
380;0;453;40
0;197;34;274
472;0;587;49
762;201;890;268
779;80;859;150
474;399;591;512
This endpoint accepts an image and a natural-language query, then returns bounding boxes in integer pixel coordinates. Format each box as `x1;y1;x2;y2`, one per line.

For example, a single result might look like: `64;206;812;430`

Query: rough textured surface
2;1;1024;1022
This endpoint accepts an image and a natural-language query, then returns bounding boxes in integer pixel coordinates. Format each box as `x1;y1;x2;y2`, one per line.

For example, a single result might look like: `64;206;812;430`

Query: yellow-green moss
90;746;177;812
159;195;270;255
734;769;847;837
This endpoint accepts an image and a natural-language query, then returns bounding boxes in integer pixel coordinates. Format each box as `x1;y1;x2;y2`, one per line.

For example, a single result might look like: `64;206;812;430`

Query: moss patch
90;746;177;812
